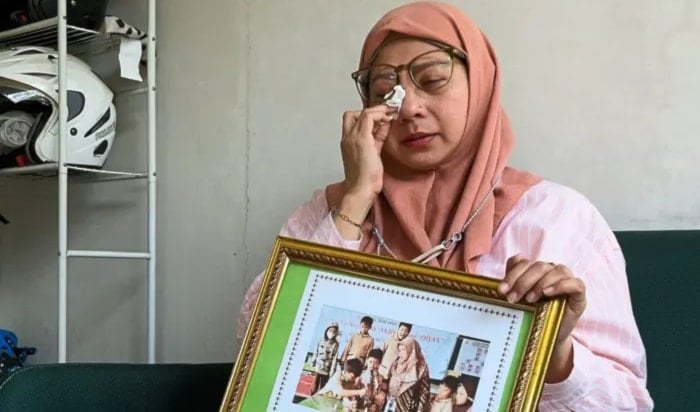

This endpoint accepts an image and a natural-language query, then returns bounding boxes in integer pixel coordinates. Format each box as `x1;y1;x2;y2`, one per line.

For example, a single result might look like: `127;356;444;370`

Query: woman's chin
399;155;446;172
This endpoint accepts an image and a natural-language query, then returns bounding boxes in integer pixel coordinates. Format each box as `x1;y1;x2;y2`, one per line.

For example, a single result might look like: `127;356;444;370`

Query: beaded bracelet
331;207;363;228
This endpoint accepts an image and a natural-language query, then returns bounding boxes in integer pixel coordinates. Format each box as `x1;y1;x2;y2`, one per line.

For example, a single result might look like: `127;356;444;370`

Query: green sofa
0;230;697;411
0;363;234;412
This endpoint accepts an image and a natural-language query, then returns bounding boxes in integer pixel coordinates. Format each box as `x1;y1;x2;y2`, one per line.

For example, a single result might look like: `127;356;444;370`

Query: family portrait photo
292;305;489;412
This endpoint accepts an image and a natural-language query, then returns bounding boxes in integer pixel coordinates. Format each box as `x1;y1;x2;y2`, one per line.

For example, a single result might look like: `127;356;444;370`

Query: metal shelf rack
0;0;158;364
0;17;117;55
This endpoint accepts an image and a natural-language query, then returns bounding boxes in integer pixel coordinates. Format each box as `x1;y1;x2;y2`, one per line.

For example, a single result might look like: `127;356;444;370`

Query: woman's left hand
499;254;587;383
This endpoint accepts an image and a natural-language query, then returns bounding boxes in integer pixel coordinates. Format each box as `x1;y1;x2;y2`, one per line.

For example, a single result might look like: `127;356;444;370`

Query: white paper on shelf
119;37;143;81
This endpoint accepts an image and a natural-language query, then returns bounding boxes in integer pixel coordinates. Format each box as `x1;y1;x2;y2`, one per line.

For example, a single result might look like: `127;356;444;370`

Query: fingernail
525;292;536;303
507;292;517;303
498;282;509;294
543;287;554;295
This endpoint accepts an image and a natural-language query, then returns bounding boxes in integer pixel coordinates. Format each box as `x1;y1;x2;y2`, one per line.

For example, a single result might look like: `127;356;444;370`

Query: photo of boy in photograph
318;358;366;399
340;315;375;365
361;348;389;411
452;374;477;412
429;375;459;412
298;358;367;411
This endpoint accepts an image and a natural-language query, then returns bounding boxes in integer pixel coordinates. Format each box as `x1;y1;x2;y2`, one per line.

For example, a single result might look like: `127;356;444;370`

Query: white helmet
0;46;116;168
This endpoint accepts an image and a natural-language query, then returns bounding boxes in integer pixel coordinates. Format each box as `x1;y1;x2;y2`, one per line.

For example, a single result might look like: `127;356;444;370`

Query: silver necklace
371;174;502;265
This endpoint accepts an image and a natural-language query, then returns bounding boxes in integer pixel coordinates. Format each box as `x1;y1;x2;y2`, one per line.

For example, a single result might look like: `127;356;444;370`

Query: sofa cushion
616;230;700;412
0;362;233;412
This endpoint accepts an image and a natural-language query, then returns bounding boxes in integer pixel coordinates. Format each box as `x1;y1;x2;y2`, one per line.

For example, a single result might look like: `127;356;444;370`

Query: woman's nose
396;80;423;121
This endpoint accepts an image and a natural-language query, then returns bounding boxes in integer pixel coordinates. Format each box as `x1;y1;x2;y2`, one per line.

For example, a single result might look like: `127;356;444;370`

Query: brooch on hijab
383;85;405;120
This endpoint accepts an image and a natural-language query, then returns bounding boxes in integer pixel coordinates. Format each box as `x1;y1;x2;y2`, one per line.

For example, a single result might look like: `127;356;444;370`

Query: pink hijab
326;1;540;272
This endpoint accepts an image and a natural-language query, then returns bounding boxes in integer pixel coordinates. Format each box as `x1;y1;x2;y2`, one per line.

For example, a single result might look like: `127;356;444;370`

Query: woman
238;2;653;410
387;337;430;412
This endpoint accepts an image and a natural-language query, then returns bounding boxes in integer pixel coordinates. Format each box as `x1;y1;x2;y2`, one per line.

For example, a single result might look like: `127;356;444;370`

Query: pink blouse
237;180;654;411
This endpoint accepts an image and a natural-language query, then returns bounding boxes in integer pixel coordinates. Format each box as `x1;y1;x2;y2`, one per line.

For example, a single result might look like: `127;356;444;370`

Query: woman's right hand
341;105;394;200
342;105;393;195
333;105;394;240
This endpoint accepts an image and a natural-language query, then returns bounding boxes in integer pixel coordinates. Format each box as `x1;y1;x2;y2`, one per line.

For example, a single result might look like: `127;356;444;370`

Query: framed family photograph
221;236;566;412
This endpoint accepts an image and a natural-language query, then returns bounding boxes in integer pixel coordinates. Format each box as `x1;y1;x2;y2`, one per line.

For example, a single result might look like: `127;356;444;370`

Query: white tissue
383;85;405;121
119;37;143;81
384;85;405;110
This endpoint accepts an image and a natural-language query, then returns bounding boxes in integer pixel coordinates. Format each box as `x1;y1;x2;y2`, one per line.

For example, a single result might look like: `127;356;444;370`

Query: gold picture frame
221;236;566;412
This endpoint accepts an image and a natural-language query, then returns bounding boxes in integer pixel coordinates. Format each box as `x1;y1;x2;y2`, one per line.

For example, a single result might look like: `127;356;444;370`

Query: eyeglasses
351;47;467;105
